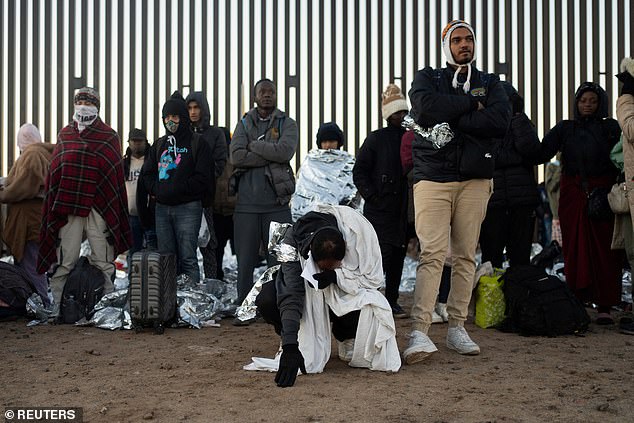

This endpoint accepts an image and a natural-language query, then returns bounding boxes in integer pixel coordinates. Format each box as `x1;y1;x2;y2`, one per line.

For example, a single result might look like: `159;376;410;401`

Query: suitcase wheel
153;321;165;335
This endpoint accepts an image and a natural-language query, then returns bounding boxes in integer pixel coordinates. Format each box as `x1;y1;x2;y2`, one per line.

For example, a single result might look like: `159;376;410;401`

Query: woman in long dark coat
540;82;622;324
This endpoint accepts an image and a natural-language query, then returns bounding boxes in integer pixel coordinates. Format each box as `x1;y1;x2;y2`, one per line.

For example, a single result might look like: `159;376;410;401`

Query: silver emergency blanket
622;270;632;303
234;265;280;323
26;293;53;326
290;149;362;221
402;114;454;149
268;222;297;262
399;256;418;293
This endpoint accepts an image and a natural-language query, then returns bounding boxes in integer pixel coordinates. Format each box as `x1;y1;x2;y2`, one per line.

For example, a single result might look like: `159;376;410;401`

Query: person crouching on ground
247;204;401;387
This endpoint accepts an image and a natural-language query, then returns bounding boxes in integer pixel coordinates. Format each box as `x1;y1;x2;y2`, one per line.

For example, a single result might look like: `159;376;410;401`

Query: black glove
312;269;337;289
275;344;306;387
623;78;634;96
617;70;634;96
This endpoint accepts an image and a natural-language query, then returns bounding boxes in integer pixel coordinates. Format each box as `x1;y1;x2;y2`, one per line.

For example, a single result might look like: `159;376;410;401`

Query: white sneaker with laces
435;303;449;322
337;338;355;362
432;310;444;324
446;326;480;355
403;330;438;364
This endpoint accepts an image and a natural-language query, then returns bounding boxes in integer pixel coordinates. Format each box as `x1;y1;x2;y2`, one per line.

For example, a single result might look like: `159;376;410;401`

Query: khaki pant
50;209;115;306
411;179;491;334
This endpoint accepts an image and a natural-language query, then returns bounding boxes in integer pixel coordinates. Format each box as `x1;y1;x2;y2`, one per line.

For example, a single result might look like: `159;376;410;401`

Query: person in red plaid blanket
38;87;132;319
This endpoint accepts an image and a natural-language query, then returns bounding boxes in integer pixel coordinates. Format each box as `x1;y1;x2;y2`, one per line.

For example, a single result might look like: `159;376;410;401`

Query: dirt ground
2;291;634;423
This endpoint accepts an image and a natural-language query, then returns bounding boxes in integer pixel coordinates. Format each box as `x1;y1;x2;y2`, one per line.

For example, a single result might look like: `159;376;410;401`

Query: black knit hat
162;91;189;124
316;122;344;148
128;128;147;141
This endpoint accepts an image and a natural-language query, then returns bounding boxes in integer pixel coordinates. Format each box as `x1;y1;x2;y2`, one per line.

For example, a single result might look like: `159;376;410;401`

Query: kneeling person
250;204;401;387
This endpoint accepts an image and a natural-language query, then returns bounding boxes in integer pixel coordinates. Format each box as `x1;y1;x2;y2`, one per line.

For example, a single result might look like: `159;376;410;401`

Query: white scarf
442;21;477;94
73;105;98;132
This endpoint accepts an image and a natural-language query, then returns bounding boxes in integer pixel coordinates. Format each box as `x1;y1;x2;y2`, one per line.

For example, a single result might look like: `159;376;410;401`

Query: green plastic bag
610;136;624;172
475;269;506;329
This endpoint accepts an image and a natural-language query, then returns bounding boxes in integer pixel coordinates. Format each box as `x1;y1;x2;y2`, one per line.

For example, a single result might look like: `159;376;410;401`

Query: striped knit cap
74;87;100;110
441;20;477;93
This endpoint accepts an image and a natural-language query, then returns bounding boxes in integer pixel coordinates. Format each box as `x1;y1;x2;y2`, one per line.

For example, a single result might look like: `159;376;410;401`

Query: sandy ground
2;291;634;423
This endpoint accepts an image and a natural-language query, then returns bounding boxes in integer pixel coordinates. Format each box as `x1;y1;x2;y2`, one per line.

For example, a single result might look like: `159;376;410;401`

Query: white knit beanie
442;20;477;93
17;123;43;152
381;84;409;120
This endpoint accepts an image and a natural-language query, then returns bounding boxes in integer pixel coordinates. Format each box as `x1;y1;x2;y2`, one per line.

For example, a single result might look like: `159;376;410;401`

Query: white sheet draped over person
244;204;401;386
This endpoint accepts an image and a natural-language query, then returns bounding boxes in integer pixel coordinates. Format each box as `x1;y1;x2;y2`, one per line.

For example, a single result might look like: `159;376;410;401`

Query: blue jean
128;215;145;256
155;200;203;284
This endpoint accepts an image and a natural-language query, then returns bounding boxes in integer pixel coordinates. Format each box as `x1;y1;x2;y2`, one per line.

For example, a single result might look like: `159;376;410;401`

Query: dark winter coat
185;91;227;181
540;83;621;178
276;211;338;346
353;125;408;246
408;65;510;183
488;113;541;208
230;108;298;211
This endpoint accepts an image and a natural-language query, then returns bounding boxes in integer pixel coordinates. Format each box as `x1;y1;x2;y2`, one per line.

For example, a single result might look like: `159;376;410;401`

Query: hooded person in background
290;122;360;220
185;92;227;280
38;87;132;317
0;124;55;305
405;20;510;363
539;82;622;325
141;91;214;284
353;84;409;319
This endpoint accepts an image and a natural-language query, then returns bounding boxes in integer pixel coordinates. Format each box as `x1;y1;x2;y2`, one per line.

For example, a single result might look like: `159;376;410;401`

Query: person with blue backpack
230;79;298;322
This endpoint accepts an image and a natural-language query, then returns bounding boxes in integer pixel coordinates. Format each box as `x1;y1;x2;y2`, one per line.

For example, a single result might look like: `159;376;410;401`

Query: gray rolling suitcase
129;251;177;334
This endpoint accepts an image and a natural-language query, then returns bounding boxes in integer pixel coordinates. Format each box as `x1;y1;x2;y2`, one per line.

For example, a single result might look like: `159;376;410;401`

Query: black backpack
0;261;35;314
499;265;590;336
60;257;105;323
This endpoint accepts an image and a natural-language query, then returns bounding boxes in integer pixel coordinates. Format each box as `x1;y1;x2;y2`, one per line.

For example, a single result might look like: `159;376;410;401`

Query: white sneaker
446;326;480;355
432;310;443;324
337;338;355;362
403;330;438;364
435;303;449;322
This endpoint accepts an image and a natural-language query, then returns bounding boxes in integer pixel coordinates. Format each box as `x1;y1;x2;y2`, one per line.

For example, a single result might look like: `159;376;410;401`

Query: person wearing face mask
540;82;622;325
38;87;132;319
141;91;214;284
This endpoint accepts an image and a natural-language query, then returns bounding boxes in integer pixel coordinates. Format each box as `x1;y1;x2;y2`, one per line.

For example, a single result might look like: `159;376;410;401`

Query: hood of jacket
574;82;609;121
185;91;211;130
293;211;339;260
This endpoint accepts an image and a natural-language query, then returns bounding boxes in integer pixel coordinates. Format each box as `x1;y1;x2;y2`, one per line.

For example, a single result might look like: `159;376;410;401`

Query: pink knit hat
17;123;42;152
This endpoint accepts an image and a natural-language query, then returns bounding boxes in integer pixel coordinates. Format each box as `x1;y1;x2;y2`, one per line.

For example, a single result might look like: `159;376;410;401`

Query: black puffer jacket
488;113;541;208
408;65;510;182
352;125;407;246
540;82;621;177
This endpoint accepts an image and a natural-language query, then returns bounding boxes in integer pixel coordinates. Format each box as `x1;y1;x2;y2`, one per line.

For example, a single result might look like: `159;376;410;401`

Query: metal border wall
1;0;633;175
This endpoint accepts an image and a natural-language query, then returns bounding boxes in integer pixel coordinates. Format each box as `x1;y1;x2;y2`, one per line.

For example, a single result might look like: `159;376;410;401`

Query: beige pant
411;179;491;334
50;209;115;306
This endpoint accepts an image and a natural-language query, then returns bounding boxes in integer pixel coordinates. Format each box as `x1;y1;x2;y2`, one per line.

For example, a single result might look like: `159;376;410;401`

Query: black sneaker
391;303;409;319
619;317;634;335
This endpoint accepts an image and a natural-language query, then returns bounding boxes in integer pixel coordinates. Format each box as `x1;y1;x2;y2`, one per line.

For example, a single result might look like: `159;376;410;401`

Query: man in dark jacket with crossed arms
404;20;510;364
